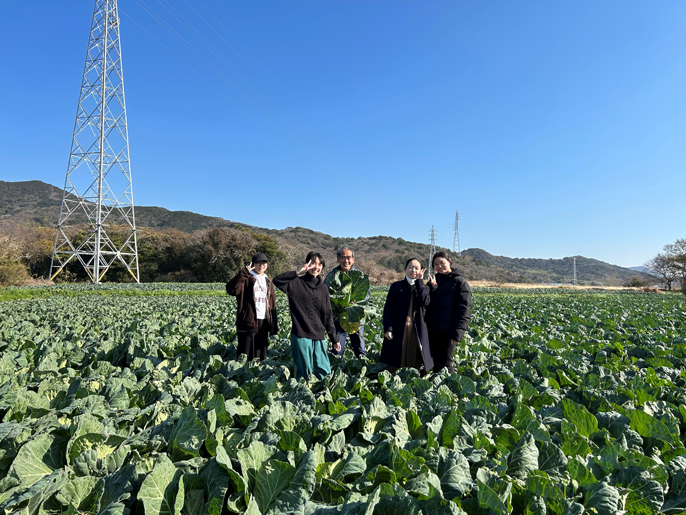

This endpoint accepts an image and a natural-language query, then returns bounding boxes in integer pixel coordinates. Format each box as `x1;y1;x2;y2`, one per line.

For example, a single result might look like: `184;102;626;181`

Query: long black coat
380;278;434;370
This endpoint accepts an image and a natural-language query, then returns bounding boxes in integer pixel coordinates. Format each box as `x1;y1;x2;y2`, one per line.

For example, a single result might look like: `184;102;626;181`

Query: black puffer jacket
425;269;472;342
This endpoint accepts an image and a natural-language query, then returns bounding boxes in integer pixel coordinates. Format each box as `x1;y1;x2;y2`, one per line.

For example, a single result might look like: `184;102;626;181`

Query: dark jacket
380;278;434;370
272;271;339;344
225;268;278;335
426;269;472;342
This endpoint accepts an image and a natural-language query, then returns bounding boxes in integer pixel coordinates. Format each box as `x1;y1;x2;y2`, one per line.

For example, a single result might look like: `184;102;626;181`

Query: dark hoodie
272;271;339;343
425;268;472;342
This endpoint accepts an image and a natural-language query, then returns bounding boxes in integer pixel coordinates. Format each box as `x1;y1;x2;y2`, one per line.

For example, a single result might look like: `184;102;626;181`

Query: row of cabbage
0;289;684;514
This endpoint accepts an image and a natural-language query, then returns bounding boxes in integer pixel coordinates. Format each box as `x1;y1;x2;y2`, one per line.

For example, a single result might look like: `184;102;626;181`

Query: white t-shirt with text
252;273;268;320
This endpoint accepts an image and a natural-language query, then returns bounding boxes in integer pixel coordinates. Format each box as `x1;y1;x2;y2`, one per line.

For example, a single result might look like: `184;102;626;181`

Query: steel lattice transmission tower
452;210;460;253
51;0;139;283
429;225;436;271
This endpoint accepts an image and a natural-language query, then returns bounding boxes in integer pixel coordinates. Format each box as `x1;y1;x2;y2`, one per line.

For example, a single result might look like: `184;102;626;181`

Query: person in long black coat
380;258;434;372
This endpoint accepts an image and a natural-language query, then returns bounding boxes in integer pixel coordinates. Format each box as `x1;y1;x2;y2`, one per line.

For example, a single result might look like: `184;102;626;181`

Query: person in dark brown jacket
225;253;278;361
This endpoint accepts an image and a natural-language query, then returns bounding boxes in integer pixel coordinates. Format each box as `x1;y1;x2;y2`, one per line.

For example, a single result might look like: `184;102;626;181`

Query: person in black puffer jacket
425;251;472;374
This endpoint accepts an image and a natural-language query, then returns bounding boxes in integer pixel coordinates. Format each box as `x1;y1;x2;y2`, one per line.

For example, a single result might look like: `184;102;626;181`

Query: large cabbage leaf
325;269;371;333
1;283;686;515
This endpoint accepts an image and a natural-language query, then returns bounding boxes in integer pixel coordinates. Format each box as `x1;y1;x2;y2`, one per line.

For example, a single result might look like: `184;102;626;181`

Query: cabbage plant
325;268;371;333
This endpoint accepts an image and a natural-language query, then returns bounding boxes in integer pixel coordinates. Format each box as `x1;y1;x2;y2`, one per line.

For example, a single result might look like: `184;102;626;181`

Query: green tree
623;275;650;288
186;227;255;282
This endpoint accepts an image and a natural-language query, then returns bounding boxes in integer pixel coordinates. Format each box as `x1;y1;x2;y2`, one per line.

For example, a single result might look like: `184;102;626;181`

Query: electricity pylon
452;211;460;253
51;0;139;283
429;225;436;271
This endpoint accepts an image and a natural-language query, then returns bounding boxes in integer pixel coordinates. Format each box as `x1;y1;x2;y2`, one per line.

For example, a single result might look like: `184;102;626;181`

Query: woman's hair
405;257;422;269
432;251;451;267
305;251;325;268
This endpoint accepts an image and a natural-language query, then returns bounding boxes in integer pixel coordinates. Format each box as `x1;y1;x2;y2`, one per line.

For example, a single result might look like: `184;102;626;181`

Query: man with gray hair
324;246;370;358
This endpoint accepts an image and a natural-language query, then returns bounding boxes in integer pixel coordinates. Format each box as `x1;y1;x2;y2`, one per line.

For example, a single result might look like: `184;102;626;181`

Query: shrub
623;275;650;288
0;231;29;286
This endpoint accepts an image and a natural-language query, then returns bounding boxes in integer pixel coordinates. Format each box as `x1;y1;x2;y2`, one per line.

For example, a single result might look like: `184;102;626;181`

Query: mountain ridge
0;179;642;285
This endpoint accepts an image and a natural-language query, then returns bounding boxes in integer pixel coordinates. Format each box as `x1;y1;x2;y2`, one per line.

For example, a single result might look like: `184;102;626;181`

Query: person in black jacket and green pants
273;252;341;380
426;251;472;374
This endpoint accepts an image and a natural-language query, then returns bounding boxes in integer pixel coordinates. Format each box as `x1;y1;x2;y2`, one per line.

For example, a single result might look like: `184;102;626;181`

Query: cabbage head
325;269;370;333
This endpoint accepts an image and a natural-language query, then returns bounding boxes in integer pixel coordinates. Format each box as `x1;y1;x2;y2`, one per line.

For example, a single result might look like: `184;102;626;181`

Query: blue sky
2;1;685;268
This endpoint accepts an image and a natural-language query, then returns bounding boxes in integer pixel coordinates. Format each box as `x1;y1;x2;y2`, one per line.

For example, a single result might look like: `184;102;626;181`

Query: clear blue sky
2;1;685;268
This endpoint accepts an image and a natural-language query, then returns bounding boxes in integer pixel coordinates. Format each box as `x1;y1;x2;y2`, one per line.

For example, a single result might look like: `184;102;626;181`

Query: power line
123;3;430;238
157;0;333;163
120;10;283;144
180;0;344;169
144;0;379;184
193;0;344;161
131;0;336;171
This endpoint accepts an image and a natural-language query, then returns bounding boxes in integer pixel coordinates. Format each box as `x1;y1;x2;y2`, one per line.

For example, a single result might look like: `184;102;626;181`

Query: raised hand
246;262;255;273
417;268;426;280
297;260;313;277
428;273;437;287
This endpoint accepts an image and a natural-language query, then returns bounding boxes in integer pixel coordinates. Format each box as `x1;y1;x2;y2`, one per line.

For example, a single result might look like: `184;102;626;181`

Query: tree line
0;222;289;286
2;220;685;291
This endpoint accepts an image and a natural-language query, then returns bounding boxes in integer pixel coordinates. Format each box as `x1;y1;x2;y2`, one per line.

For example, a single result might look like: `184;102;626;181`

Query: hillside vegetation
1;180;641;285
460;248;638;286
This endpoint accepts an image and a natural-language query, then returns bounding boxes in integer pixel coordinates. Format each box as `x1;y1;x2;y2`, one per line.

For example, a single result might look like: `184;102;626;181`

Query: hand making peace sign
296;260;315;277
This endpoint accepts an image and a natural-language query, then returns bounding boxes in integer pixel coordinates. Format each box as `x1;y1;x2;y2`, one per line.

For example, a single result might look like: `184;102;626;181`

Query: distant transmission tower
429;225;436;271
573;257;577;286
51;0;139;283
452;211;460;253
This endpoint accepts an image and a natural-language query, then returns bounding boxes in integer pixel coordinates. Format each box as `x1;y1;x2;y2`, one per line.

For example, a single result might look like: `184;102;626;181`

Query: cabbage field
0;285;685;515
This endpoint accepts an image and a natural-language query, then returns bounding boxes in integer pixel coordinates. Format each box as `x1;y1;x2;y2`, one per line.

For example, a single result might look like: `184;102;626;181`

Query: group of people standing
225;246;471;380
380;251;472;375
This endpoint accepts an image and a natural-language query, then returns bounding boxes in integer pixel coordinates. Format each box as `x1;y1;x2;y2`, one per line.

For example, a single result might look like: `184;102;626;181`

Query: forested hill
1;179;641;285
460;248;637;286
0;180;233;232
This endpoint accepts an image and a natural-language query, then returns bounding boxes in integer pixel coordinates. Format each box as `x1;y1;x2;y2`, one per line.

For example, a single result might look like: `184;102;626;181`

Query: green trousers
290;334;331;380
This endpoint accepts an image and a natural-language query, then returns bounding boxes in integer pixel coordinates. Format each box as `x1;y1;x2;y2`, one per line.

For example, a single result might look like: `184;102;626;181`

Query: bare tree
645;253;679;291
663;238;686;293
